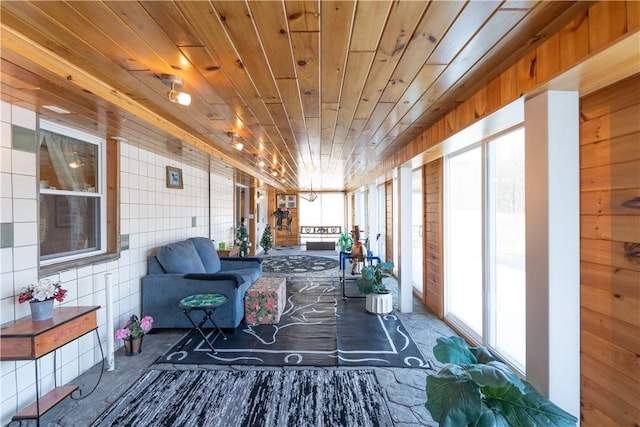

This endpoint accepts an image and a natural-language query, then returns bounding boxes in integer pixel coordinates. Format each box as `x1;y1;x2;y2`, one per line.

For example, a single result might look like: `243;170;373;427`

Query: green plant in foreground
425;336;578;427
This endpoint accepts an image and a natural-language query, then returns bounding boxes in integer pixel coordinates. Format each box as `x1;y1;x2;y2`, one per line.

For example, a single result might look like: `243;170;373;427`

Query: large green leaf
469;345;496;364
473;404;511;427
486;383;578;427
425;365;482;427
467;361;525;393
433;336;478;364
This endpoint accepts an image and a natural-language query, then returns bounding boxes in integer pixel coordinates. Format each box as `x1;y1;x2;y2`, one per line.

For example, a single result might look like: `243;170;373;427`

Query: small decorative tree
235;222;249;257
260;224;273;254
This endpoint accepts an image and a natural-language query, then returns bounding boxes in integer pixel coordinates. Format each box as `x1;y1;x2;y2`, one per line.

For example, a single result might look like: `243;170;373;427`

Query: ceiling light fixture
227;131;243;151
300;183;318;202
161;74;191;106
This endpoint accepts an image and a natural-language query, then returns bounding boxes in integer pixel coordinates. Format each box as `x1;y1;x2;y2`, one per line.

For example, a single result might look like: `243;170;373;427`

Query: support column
524;91;580;418
397;164;413;313
368;182;378;251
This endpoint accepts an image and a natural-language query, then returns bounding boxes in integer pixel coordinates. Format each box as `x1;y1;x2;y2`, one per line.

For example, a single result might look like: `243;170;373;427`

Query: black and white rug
157;278;430;368
260;255;339;273
91;369;394;427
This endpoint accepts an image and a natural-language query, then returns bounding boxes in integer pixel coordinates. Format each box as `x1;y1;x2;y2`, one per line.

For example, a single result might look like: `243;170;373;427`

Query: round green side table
178;293;228;354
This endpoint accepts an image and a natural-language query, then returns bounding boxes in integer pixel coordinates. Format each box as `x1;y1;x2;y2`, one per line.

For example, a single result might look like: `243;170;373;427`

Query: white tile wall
0;100;236;426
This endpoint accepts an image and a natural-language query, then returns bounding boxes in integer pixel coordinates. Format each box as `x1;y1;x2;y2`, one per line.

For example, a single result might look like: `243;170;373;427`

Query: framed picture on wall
276;194;296;209
166;166;183;189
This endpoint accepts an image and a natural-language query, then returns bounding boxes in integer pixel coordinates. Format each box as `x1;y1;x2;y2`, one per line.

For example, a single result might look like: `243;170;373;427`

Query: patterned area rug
156;278;430;368
91;369;394;427
260;255;339;273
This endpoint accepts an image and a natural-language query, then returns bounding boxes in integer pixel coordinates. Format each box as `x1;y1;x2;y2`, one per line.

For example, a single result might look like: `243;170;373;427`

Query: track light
161;74;191;106
227;131;243;151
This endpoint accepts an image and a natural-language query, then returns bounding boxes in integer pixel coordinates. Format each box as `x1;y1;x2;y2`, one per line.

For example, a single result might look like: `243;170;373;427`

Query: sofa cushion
156;240;206;274
188;237;221;273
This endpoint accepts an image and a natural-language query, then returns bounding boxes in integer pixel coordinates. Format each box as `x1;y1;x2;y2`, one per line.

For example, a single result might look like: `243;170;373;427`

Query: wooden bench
244;277;287;324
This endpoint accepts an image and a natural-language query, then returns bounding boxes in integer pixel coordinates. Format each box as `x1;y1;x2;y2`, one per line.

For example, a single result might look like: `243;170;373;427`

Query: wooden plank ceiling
0;1;588;191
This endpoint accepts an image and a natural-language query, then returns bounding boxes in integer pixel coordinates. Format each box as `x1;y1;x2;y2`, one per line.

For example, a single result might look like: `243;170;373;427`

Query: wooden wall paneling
580;188;640;216
580;104;640;146
558;10;590;70
424;159;443;317
579;74;640;426
587;1;629;52
581;369;639;427
629;0;640;30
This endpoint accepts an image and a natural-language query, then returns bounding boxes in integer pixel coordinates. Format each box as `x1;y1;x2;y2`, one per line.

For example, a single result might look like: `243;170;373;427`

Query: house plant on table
356;261;394;314
18;278;68;321
425;336;578;427
115;315;154;356
336;231;353;253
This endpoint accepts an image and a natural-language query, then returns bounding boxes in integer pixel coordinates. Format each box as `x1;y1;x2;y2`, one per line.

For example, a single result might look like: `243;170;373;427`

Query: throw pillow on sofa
156;240;206;274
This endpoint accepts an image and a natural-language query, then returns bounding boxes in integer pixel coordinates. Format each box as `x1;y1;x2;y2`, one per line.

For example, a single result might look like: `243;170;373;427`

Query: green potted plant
425;336;578;427
336;231;353;253
260;223;273;254
356;261;394;314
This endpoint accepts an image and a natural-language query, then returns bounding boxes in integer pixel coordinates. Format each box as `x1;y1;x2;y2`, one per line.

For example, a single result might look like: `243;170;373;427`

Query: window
298;192;345;244
39;121;106;264
445;127;526;372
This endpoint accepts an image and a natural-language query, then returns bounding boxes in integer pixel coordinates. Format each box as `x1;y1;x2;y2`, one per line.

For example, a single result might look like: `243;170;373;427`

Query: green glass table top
179;293;228;308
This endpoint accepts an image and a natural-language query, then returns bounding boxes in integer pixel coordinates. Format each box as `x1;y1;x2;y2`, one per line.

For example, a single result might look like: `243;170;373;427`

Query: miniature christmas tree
235;220;249;257
260;224;273;254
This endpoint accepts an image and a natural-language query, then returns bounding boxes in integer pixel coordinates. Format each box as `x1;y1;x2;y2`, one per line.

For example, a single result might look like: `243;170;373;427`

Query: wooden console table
0;306;100;426
217;246;239;257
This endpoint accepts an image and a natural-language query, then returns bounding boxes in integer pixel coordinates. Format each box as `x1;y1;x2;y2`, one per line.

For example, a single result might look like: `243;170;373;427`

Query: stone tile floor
36;247;456;427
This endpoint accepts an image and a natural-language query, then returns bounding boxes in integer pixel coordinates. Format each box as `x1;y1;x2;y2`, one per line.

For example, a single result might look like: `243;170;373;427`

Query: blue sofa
141;237;262;329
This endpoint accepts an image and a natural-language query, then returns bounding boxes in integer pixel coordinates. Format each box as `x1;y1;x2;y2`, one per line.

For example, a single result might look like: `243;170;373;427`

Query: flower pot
365;292;393;315
30;299;54;321
123;336;143;356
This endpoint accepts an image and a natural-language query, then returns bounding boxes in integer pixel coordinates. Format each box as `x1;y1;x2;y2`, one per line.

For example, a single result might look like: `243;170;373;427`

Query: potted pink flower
115;315;154;356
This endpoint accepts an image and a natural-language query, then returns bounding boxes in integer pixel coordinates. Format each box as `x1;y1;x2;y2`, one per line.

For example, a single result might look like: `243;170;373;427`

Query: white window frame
444;125;526;373
39;120;107;265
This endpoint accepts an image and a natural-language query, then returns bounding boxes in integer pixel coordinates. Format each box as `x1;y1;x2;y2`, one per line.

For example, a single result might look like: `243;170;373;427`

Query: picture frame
277;194;296;209
166;166;183;189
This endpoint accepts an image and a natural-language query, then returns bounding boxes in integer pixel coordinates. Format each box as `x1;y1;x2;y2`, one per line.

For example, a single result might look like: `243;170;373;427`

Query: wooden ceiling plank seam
320;0;355;103
176;3;275;132
174;3;296;186
291;31;320;118
373;8;529;156
249;1;297;80
379;0;466;104
0;4;162;104
211;1;281;103
352;1;428;121
284;0;320;33
0;24;284;190
349;1;394;52
138;1;205;47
